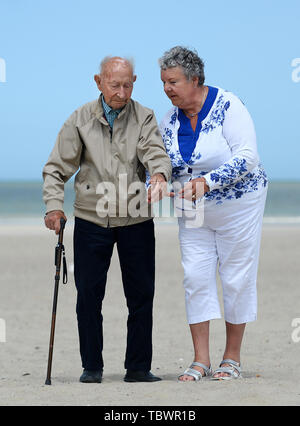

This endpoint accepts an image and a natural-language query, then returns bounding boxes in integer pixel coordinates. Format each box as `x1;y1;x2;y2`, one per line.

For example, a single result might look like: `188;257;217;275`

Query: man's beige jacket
43;97;172;227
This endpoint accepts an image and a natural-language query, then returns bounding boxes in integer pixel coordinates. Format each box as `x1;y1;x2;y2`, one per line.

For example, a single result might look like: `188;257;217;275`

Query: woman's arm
203;95;259;191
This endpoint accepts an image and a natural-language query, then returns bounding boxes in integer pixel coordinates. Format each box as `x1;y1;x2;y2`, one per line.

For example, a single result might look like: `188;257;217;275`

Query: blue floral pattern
160;90;268;205
203;165;268;204
169;111;177;126
201;95;228;134
209;157;248;186
161;115;185;170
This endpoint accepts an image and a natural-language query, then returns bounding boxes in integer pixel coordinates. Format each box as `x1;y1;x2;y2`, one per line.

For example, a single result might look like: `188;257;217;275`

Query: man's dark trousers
73;217;155;372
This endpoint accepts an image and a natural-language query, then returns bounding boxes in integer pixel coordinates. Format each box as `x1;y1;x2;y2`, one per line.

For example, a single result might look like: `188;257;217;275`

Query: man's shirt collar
101;95;123;128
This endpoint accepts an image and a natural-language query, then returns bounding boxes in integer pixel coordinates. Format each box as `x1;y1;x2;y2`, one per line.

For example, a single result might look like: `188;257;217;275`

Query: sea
0;180;299;225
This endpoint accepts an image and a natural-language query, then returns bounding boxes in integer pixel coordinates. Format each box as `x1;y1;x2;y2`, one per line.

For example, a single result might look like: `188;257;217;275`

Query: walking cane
45;217;68;385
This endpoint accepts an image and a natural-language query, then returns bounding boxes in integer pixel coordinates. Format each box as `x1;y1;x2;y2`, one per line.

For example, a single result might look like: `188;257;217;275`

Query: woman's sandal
211;359;242;381
178;362;212;382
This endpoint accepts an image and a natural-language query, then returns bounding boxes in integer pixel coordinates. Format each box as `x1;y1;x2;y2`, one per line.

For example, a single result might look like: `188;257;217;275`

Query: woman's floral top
159;86;268;205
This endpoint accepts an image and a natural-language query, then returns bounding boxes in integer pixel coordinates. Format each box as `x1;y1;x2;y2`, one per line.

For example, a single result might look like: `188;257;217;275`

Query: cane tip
45;379;51;385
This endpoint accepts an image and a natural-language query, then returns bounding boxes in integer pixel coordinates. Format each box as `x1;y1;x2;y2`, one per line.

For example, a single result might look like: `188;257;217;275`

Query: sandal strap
191;362;212;377
213;366;239;377
179;367;203;381
220;359;241;373
213;359;241;379
178;363;212;381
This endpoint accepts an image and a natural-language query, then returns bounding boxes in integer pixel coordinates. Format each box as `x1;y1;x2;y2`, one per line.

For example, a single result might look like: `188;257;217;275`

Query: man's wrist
44;210;64;218
152;172;166;182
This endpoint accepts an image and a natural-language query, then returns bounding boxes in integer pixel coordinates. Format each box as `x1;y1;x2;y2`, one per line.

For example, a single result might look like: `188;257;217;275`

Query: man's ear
133;75;137;83
94;74;102;90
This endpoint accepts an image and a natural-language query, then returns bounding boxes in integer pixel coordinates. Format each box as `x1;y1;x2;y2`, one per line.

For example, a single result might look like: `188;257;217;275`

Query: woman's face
161;67;198;109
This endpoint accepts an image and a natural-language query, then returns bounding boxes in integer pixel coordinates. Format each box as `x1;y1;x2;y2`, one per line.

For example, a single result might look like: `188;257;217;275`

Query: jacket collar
94;95;131;124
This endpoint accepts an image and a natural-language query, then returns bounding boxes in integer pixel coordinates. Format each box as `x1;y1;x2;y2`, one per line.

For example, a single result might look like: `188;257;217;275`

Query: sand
0;220;300;406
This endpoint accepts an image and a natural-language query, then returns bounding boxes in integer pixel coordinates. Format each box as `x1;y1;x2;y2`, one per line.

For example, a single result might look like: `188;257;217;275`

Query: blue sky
0;0;299;181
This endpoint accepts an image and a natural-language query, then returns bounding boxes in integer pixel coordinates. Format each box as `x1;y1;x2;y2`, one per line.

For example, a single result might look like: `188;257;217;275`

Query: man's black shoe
124;370;162;382
79;369;103;383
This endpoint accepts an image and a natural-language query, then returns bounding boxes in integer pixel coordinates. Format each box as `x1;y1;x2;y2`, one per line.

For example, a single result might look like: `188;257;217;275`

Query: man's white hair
99;56;135;75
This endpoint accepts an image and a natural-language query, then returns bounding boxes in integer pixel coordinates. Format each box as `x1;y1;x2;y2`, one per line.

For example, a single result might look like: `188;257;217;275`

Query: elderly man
43;56;171;383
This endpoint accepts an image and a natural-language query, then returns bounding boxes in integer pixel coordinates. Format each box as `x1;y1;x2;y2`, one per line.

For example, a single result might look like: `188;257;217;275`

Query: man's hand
147;173;167;204
44;210;67;234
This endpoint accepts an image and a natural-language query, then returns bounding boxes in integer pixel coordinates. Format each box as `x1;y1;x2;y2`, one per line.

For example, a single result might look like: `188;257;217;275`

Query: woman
159;46;268;381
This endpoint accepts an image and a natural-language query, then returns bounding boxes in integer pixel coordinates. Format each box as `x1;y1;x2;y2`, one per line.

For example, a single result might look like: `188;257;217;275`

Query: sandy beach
0;220;299;406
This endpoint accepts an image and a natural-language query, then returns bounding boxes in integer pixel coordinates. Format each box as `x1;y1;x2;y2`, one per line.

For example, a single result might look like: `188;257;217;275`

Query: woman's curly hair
159;46;205;86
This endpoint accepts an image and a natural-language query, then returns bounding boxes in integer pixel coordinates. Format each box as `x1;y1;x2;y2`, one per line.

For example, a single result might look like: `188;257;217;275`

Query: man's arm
137;112;172;181
43;114;82;233
137;112;172;203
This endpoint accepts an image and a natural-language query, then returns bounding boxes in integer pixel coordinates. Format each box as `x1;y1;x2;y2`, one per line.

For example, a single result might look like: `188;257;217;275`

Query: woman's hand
177;177;210;201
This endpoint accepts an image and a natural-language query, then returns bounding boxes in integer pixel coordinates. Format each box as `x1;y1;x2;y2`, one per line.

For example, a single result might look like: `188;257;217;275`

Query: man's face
95;59;136;110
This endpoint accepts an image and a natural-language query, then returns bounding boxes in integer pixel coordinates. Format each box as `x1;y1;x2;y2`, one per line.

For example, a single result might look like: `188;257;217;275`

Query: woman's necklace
184;86;207;119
